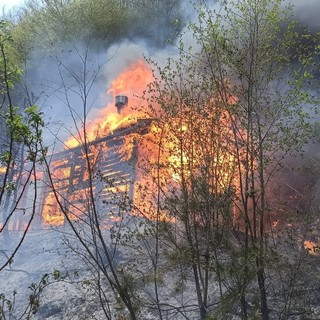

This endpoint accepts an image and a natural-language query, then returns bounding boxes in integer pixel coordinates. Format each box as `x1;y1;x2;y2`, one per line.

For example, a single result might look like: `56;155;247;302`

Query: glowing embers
41;147;93;226
42;188;92;227
304;240;320;255
116;133;140;162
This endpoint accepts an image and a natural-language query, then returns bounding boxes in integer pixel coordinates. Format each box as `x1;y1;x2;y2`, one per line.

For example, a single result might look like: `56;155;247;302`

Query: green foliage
0;271;66;319
1;150;10;164
3;105;45;162
7;0;131;58
142;0;320;319
8;0;184;60
0;20;22;82
0;19;45;176
114;267;143;318
0;0;317;319
128;0;184;46
0;16;46;285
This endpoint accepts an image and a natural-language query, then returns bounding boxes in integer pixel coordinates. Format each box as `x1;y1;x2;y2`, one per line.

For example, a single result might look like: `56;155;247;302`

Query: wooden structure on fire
41;106;152;226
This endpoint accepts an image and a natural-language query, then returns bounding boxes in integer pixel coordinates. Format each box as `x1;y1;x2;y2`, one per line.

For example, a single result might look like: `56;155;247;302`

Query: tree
0;20;45;271
17;0;319;318
201;1;317;318
140;0;319;319
129;0;184;46
7;0;184;64
38;43;145;319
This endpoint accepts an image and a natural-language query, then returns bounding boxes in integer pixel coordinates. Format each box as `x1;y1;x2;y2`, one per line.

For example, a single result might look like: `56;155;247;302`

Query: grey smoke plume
292;0;320;32
20;0;319;152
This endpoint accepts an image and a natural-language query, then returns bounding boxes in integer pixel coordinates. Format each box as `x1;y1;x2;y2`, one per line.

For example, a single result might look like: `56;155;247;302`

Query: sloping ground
0;227;94;319
2;223;320;320
0;223;205;320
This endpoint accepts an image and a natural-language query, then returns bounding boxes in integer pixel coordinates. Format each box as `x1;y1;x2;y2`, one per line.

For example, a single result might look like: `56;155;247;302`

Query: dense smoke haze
17;0;320;151
292;0;320;32
21;0;319;223
17;2;190;150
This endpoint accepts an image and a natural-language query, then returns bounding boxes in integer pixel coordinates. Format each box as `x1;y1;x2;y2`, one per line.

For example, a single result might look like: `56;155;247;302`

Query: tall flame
65;59;153;149
42;58;238;227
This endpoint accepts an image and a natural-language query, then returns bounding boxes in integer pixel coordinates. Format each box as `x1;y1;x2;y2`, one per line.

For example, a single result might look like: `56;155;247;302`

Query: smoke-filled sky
0;0;24;13
291;0;320;32
12;0;320;151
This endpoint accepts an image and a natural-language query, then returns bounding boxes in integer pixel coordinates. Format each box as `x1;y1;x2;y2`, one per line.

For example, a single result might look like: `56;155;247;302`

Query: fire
41;60;155;225
42;191;64;226
304;240;319;255
132;102;237;220
0;167;6;174
117;133;140;161
65;59;153;149
42;58;238;227
107;59;152;97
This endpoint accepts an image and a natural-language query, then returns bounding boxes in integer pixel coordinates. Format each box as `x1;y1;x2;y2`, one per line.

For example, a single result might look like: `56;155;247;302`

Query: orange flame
132;101;237;221
304;240;319;255
0;166;7;174
65;59;153;149
43;59;238;227
43;60;155;225
42;191;64;226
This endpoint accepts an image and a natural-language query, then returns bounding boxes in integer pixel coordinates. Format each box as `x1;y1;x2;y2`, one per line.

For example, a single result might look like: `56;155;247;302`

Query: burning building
0;59;157;230
2;58;237;231
41;95;154;227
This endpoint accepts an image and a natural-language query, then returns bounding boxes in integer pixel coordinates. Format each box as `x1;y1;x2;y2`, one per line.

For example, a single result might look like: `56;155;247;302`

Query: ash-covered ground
0;225;202;320
2;222;320;320
0;228;94;319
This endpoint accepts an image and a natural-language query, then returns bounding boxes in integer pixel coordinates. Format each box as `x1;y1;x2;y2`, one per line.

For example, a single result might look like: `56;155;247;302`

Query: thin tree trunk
257;266;269;320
